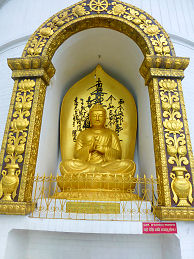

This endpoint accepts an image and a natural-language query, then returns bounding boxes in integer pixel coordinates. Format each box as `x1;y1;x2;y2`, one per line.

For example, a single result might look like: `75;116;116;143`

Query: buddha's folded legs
100;159;136;175
60;160;97;175
60;159;136;176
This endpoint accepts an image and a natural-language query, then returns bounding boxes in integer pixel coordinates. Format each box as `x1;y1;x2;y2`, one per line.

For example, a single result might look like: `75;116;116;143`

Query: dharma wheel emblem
89;0;108;13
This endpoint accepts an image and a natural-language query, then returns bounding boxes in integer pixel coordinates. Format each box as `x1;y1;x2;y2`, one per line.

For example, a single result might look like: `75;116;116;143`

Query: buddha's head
89;104;106;128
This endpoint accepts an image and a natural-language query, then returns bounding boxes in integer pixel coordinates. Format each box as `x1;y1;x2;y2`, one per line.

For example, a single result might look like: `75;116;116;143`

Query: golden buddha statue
55;65;138;200
60;104;135;175
56;104;137;200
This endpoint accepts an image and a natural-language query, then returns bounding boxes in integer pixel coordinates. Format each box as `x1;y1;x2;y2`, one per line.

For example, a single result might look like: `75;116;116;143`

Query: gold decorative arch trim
22;0;175;59
0;0;194;220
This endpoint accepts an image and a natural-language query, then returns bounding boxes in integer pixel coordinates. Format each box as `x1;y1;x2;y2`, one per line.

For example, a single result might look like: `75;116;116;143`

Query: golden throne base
54;174;140;201
54;190;140;201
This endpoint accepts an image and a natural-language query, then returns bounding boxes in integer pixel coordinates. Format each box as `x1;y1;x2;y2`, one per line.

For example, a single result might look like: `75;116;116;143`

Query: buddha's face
90;110;106;128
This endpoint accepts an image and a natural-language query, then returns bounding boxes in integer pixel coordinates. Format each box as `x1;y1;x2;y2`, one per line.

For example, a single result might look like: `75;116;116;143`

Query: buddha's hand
94;144;106;154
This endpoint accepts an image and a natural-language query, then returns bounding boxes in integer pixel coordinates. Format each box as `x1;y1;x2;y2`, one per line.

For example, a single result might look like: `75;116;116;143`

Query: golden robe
60;128;135;175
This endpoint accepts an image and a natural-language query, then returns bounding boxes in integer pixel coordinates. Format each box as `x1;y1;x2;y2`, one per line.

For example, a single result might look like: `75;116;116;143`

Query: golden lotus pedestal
55;172;139;201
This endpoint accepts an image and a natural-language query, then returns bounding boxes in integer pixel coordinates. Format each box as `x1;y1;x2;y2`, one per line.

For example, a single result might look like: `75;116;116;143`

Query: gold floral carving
26;11;73;56
72;4;89;17
0;56;54;214
0;79;35;202
154;206;194;221
108;2;126;16
160;80;188;166
177;80;194;186
27;35;49;57
19;79;47;202
148;78;171;207
22;0;175;58
121;7;170;56
159;79;193;206
6;80;35;164
0;201;35;215
142;56;193;212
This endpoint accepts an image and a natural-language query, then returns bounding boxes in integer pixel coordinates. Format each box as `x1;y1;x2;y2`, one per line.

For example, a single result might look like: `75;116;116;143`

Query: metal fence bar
29;174;160;221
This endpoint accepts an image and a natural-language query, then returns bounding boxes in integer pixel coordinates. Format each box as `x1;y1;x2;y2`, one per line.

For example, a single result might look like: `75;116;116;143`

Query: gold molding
19;78;47;202
140;55;189;85
144;63;193;209
0;76;48;208
8;57;55;86
148;78;171;206
0;80;18;170
140;55;189;70
0;201;35;215
177;80;194;185
154;206;194;221
22;0;175;58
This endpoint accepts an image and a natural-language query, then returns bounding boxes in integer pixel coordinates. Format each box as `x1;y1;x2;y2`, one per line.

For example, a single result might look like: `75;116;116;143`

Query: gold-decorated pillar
140;55;194;220
0;56;55;214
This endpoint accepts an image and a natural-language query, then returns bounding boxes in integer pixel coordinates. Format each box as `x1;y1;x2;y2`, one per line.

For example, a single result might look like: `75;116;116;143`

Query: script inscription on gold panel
66;202;120;214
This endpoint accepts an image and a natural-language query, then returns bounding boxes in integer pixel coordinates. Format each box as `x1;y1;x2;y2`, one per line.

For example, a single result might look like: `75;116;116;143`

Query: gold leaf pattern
39;27;54;38
159;78;192;205
23;0;174;57
72;5;88;17
144;25;160;36
108;3;126;16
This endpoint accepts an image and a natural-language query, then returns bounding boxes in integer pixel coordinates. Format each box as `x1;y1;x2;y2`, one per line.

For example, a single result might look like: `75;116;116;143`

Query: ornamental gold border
18;78;47;202
42;15;153;59
154;206;194;221
141;55;193;211
148;78;171;206
0;201;35;215
0;58;52;213
22;0;175;58
177;80;194;185
0;0;193;218
0;80;19;174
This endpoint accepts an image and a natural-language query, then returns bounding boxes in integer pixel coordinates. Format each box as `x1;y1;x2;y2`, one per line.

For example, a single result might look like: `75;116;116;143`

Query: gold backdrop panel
60;65;137;162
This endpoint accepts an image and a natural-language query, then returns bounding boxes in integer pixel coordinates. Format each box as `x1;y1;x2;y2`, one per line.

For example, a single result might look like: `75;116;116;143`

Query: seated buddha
56;104;137;200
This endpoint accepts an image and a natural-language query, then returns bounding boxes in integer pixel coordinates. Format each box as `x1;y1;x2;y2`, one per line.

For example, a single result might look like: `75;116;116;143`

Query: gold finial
94;55;102;79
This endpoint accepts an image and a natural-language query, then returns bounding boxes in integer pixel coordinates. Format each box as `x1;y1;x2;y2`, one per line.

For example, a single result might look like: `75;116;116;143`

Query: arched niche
36;28;154;183
0;0;193;220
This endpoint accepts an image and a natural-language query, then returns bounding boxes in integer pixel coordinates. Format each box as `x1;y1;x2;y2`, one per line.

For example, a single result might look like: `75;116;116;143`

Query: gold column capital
7;56;56;85
140;55;190;85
